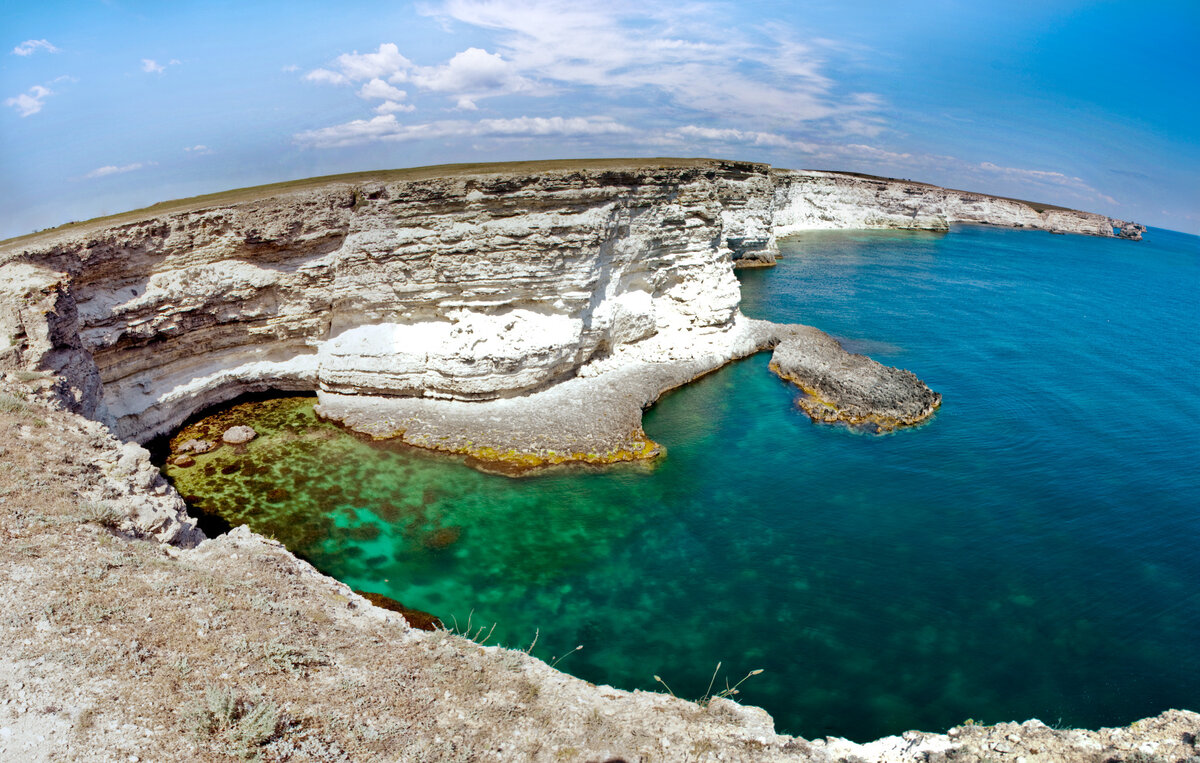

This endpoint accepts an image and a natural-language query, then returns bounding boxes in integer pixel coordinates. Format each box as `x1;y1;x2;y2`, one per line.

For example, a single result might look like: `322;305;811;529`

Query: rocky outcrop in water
769;325;942;432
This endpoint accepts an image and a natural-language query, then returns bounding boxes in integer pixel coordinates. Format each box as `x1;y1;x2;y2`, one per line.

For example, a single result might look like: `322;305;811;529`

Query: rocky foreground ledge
1;383;1195;761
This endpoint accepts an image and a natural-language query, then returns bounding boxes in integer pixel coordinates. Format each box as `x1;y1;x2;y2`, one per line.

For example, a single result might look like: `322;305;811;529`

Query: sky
2;0;1198;239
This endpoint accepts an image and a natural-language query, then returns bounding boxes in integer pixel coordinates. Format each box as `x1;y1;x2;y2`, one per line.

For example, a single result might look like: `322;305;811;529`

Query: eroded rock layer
0;159;1132;456
770;169;1141;240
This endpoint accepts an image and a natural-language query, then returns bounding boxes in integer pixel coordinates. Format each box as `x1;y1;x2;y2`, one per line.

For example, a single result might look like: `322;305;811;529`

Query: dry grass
0;157;732;252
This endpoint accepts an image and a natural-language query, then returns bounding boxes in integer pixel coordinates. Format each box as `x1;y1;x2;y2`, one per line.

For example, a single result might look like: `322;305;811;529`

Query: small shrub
188;686;281;759
261;641;329;675
81;502;123;529
0;393;29;414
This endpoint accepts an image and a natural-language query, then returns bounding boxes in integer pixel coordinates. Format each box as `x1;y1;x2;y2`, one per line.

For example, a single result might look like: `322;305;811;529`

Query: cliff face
0;159;1130;450
0;161;774;443
771;169;1137;240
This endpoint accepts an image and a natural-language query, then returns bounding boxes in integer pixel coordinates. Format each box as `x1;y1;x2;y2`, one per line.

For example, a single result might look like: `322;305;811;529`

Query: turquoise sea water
166;225;1200;741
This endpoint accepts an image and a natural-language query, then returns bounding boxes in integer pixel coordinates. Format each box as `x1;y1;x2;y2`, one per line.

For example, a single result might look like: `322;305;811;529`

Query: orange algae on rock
456;428;663;476
770;362;942;433
354;590;442;631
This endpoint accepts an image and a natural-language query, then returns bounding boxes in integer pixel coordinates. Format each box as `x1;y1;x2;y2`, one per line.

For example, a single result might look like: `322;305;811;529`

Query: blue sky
2;0;1197;238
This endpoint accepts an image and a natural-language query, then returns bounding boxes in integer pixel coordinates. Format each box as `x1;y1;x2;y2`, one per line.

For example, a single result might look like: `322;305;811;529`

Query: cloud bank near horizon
290;1;1118;211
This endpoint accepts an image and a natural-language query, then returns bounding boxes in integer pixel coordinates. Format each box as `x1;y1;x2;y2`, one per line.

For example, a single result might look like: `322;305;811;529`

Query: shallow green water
165;225;1200;741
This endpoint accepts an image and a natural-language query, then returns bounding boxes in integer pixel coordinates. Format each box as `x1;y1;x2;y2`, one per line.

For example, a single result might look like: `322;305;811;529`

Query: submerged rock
177;438;215;454
421;525;464;550
222;425;257;444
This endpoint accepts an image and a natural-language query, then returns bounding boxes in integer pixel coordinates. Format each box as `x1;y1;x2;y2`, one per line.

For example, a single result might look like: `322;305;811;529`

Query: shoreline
1;378;1195;760
310;317;941;474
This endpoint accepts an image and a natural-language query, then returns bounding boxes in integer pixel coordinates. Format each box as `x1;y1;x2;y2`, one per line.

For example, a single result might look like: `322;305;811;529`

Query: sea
165;224;1200;741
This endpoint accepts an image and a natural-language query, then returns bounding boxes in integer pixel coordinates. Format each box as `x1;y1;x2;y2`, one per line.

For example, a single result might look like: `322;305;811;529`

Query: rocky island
2;158;1186;762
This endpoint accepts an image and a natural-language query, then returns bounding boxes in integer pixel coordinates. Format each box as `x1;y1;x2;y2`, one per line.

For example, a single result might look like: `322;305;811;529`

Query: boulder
177;438;215;454
221;425;257;444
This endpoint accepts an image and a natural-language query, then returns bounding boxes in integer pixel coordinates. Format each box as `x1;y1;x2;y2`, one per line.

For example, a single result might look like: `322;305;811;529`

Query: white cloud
4;85;52;117
671;125;798;149
294;113;630;148
375;100;416;114
140;58;179;74
12;39;59;56
281;64;300;73
304;68;348;85
302;42;541;109
975;160;1116;206
332;43;412;81
425;0;878;129
358;78;407;101
184;145;214;154
85;162;153;179
408;47;541;108
979;161;1085;186
836;144;914;163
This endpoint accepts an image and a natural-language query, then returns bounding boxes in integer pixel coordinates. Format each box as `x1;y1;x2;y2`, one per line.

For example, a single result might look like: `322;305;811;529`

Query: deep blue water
172;224;1200;741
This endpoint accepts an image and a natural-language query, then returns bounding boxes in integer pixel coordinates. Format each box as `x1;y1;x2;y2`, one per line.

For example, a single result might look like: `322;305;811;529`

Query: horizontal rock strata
769;169;1142;243
0;158;1127;467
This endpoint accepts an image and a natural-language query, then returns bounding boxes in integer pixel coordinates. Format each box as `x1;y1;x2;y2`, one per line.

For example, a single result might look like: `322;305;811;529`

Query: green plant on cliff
188;685;281;760
0;393;29;414
444;609;497;646
655;662;765;706
80;502;123;529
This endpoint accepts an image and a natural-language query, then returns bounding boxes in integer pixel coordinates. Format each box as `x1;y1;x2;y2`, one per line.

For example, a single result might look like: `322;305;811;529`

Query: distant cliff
768;169;1143;245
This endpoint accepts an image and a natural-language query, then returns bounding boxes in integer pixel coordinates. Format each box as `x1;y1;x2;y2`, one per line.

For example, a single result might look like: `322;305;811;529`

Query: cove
160;224;1200;742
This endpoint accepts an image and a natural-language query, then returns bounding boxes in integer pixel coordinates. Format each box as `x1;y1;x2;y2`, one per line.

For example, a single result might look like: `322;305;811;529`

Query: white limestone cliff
770;169;1131;240
0;159;1135;452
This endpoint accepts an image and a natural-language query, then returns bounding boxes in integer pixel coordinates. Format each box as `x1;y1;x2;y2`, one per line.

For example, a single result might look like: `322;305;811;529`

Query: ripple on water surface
163;225;1200;741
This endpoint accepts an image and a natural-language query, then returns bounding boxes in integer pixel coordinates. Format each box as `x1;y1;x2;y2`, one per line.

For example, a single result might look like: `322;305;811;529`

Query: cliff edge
1;159;956;473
